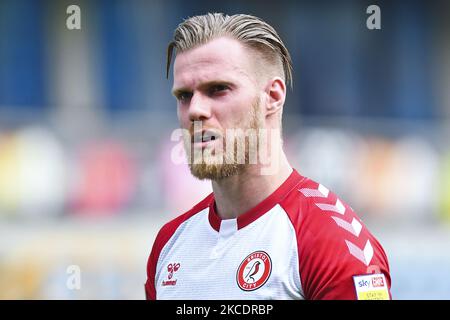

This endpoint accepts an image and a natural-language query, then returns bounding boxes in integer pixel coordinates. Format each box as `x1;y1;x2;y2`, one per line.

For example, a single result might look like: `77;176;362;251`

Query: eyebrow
172;80;235;97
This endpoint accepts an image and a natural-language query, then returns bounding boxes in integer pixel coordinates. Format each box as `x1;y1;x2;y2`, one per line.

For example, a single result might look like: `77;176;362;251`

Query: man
145;13;391;300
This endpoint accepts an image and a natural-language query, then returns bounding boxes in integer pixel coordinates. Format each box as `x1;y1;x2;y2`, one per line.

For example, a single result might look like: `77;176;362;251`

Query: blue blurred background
1;0;450;299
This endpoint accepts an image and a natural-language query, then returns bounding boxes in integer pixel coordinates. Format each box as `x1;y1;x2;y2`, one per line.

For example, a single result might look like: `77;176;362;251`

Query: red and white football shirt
145;169;391;300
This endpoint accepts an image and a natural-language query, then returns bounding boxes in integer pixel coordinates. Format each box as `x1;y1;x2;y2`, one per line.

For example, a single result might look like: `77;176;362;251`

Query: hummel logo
162;263;180;286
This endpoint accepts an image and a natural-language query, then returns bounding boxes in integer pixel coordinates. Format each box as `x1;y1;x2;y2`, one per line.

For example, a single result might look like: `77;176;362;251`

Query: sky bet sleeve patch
353;273;390;300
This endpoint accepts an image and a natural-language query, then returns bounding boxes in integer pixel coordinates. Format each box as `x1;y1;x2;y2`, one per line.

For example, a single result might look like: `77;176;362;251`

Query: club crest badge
236;251;272;291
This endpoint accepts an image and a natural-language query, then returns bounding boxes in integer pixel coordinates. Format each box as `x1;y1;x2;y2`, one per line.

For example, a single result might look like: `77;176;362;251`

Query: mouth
191;130;221;145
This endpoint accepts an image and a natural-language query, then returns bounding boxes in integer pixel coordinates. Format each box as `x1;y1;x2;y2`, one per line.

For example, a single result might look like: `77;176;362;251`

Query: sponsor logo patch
353;273;390;300
236;251;272;291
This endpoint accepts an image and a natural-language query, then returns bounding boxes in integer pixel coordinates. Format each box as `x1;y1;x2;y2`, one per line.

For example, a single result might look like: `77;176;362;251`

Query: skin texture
173;36;293;219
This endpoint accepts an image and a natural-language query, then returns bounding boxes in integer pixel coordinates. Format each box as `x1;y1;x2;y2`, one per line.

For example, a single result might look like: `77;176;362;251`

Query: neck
211;148;292;220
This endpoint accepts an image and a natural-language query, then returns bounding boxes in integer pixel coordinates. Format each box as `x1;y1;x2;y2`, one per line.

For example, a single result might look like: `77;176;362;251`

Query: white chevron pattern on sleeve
299;182;377;267
331;216;362;237
299;184;329;198
315;199;346;215
345;239;374;266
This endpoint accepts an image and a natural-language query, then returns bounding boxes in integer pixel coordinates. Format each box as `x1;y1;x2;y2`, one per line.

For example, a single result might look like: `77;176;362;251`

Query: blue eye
178;92;192;102
209;85;229;96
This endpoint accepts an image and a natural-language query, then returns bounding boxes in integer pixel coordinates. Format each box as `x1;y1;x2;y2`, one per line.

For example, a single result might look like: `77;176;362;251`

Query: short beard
185;97;264;181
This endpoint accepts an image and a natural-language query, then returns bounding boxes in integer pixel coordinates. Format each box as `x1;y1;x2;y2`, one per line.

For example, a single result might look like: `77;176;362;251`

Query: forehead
173;37;256;89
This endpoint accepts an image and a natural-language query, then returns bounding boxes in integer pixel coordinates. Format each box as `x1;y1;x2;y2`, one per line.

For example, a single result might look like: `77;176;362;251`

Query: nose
188;92;212;122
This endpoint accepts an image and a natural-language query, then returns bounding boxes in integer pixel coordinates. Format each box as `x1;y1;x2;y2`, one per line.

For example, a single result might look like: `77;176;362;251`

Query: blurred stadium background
1;0;450;299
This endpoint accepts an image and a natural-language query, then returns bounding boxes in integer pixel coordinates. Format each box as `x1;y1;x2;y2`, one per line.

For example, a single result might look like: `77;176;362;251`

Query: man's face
172;37;265;180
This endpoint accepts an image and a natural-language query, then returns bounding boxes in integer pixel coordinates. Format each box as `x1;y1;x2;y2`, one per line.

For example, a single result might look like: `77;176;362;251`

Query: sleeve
295;192;392;300
144;220;178;300
145;228;164;300
143;203;207;300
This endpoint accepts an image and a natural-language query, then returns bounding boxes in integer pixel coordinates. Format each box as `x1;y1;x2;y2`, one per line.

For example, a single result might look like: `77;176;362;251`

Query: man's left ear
264;77;286;116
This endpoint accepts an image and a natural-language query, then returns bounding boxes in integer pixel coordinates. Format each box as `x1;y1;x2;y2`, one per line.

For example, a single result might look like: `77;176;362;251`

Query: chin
189;163;245;181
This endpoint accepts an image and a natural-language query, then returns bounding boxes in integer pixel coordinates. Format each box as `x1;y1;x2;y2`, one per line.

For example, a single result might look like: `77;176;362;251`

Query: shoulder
280;177;336;229
280;177;391;300
153;192;214;252
280;176;367;241
145;193;214;299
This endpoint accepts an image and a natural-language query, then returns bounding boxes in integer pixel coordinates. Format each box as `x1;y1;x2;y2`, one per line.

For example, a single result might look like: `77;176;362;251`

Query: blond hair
166;13;293;88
